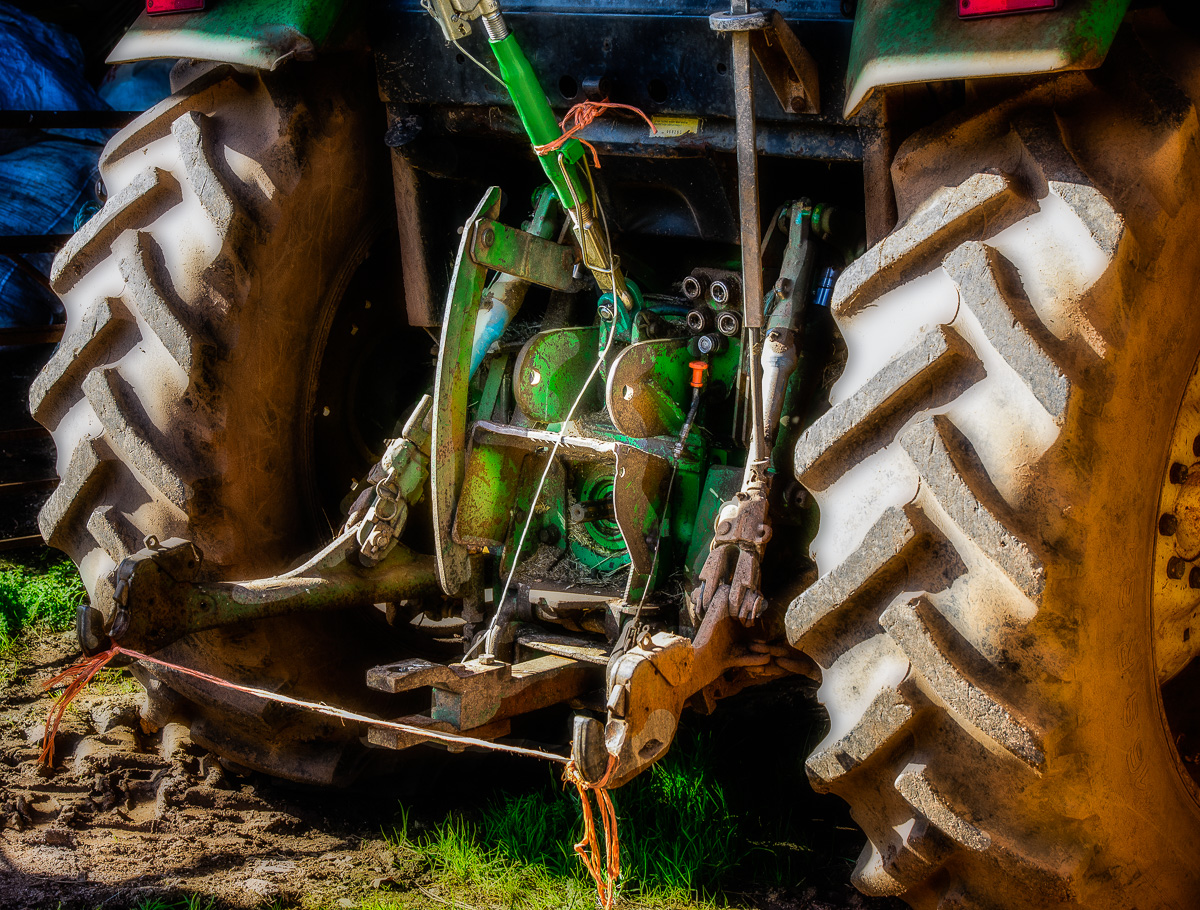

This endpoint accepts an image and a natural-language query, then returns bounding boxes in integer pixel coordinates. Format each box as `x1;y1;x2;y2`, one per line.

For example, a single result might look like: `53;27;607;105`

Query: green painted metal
845;0;1131;117
469;218;578;291
512;327;603;424
489;34;587;204
605;338;692;439
107;0;349;69
431;186;503;596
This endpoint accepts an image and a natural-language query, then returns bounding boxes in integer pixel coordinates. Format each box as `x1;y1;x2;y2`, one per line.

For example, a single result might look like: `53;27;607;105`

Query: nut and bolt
480;227;495;248
716;311;741;337
598;305;614;322
710;280;731;304
682;275;704;300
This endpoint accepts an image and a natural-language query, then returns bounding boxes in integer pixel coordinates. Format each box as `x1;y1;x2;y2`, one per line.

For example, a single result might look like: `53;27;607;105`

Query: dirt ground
0;634;902;910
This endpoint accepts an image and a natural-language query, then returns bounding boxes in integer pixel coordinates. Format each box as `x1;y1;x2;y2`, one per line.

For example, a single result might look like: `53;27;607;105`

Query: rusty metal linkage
99;529;440;655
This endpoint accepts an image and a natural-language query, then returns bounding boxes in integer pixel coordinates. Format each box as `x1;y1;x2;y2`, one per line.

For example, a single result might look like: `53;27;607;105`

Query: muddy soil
0;635;901;910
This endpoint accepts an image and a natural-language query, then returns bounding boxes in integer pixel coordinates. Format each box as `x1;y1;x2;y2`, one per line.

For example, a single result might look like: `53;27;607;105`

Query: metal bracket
421;0;499;42
574;593;807;788
709;9;820;116
469;218;582;292
750;12;820;116
367;652;600;737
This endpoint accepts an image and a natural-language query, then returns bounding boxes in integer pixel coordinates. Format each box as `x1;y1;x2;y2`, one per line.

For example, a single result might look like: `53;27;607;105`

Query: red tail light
959;0;1056;18
146;0;204;14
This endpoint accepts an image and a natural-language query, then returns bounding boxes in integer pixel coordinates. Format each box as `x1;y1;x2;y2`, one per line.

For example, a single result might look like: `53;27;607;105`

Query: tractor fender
107;0;350;71
845;0;1131;117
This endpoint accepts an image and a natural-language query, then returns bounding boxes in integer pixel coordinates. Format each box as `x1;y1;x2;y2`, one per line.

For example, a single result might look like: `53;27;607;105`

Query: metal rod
728;5;768;476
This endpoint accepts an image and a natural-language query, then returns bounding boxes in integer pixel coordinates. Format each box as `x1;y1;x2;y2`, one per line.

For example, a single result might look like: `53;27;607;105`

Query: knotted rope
563;755;621;908
534;100;657;168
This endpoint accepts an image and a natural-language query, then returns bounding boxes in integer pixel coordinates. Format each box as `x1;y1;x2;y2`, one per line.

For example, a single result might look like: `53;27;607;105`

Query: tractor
35;0;1200;906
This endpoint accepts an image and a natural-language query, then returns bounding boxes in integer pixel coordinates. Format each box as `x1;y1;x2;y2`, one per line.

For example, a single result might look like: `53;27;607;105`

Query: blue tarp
0;3;174;329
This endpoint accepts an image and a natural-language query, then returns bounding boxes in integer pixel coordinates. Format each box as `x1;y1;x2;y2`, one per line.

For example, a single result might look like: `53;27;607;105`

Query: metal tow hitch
570;597;814;788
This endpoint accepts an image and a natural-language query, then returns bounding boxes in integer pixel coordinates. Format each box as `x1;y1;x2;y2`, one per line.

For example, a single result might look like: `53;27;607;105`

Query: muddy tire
787;17;1200;910
33;59;401;785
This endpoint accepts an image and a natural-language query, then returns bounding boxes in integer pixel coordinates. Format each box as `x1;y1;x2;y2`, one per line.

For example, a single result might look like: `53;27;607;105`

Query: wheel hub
1153;358;1200;788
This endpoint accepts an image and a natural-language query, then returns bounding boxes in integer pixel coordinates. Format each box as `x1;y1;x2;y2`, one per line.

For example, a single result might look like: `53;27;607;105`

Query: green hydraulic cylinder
487;32;588;207
484;14;633;309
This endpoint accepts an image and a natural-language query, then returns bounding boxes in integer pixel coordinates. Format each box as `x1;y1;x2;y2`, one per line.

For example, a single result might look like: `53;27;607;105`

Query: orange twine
563;755;621;908
39;645;121;766
534;100;657;168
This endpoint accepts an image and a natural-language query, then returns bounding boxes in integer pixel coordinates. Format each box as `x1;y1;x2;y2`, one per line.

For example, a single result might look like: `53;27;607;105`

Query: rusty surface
611;445;671;576
604;338;691;438
366;651;600;733
693;487;773;626
593;595;806;788
750;11;821;116
431;187;503;596
99;530;440;656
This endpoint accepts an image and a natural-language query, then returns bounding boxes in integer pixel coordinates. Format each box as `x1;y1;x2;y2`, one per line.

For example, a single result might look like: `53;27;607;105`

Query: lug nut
716;311;741;337
1161;513;1179;536
1168;556;1187;579
1171;462;1190;484
1193;435;1200;458
1190;567;1200;589
682;275;704;300
710;280;731;304
686;309;710;333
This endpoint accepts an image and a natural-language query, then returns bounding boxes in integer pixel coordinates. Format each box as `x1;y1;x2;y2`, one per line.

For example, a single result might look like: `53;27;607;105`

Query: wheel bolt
1168;556;1187;579
1171;462;1190;484
1193;435;1200;457
1190;567;1200;589
1160;513;1179;535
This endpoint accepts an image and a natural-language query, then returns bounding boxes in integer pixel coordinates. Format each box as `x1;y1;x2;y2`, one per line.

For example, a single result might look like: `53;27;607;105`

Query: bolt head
1168;556;1188;580
1161;513;1179;536
1171;462;1190;485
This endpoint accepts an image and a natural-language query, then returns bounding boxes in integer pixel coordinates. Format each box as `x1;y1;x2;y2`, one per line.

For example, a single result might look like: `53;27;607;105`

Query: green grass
367;725;826;909
0;549;86;652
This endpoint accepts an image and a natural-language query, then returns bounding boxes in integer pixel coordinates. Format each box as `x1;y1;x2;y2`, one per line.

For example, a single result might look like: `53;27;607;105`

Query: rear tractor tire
34;59;406;785
788;17;1200;910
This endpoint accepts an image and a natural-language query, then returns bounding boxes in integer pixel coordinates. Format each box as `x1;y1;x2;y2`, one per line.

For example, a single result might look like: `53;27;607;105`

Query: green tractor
34;0;1200;905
